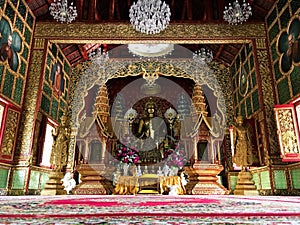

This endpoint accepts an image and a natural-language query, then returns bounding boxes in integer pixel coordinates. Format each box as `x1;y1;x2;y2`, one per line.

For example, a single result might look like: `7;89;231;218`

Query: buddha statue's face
147;104;155;115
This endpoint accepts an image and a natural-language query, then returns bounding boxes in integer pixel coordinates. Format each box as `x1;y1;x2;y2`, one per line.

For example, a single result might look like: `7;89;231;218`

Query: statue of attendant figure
230;116;253;171
50;115;70;172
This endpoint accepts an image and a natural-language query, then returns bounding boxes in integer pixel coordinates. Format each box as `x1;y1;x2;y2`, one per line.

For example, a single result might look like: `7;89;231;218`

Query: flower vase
170;167;179;176
123;163;129;176
129;165;137;176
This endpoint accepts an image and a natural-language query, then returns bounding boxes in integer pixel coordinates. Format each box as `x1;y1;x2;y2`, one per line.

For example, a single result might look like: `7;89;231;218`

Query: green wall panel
241;101;246;117
13;77;23;104
278;77;290;104
267;7;277;27
230;175;238;191
277;0;288;10
10;0;18;7
15;16;24;32
260;171;271;189
43;84;52;97
274;61;282;81
273;170;287;189
24;27;31;45
26;13;34;28
20;60;26;76
252;173;259;189
41;94;50;114
51;99;58;118
280;7;290;29
246;97;252;116
251;71;256;87
291;169;300;189
291;1;300;14
0;169;9;189
3;72;14;98
18;1;27;18
12;170;26;189
0;65;3;82
269;22;280;42
40;173;49;189
5;4;15;22
0;1;34;106
271;42;278;64
28;171;40;190
291;66;300;96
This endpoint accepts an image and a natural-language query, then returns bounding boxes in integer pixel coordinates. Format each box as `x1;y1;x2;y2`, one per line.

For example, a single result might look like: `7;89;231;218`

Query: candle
229;125;234;156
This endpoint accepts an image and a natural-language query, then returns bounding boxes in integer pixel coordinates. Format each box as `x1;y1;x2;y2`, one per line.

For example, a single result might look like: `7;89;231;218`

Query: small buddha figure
231;116;253;171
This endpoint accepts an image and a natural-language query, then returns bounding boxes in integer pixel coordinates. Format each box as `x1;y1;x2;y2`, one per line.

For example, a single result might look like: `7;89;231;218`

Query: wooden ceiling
25;0;275;66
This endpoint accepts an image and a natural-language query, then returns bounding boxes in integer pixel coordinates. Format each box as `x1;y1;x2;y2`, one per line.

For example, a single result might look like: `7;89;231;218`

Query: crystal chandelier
129;0;171;35
89;47;109;67
223;0;252;25
49;0;77;23
193;48;213;65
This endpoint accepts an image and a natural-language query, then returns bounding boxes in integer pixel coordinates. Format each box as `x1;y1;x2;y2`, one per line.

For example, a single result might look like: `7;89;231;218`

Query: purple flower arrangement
114;141;140;165
164;142;187;169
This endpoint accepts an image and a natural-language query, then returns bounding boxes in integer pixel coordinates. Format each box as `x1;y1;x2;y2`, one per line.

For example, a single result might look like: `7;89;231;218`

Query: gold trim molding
35;23;266;43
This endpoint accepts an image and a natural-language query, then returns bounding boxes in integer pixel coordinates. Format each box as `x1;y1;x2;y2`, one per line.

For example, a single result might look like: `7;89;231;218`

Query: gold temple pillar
15;38;46;166
12;38;50;195
255;38;280;165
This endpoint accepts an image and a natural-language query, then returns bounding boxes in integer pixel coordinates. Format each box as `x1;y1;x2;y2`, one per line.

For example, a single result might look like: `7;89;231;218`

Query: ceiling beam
214;45;224;59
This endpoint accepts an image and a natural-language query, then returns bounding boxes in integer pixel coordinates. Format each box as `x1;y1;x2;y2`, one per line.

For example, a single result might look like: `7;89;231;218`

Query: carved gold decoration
35;23;266;41
16;50;44;159
1;109;19;157
256;39;266;49
70;60;228;142
257;49;279;159
210;61;233;126
67;126;78;170
34;38;45;50
274;107;300;160
186;164;229;195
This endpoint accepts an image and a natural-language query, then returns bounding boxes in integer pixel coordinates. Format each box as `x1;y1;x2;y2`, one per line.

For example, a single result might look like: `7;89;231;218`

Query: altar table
113;176;139;195
113;174;185;195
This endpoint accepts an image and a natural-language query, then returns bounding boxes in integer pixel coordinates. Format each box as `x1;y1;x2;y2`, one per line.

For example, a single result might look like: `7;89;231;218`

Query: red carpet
0;195;299;224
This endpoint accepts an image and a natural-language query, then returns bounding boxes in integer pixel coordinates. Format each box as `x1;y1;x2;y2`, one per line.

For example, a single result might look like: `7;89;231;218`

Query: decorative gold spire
93;85;110;124
191;84;208;117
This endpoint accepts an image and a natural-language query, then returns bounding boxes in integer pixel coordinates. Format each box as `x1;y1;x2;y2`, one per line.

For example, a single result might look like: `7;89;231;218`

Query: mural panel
0;0;35;106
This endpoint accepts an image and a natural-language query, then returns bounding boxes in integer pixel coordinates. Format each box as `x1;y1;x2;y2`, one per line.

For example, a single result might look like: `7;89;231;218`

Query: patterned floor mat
0;195;300;224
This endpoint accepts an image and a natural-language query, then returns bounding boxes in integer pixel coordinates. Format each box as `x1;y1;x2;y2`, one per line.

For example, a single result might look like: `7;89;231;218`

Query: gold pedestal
233;171;259;196
41;171;66;196
186;163;229;195
74;164;115;195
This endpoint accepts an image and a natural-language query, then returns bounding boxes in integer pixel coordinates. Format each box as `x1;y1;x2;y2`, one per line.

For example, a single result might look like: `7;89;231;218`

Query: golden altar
113;174;185;195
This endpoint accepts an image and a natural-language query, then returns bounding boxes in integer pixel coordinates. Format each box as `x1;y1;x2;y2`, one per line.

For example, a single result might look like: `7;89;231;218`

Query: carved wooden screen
274;104;300;162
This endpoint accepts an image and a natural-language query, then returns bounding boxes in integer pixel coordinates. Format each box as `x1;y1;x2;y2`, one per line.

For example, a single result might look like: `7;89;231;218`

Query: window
40;121;56;167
